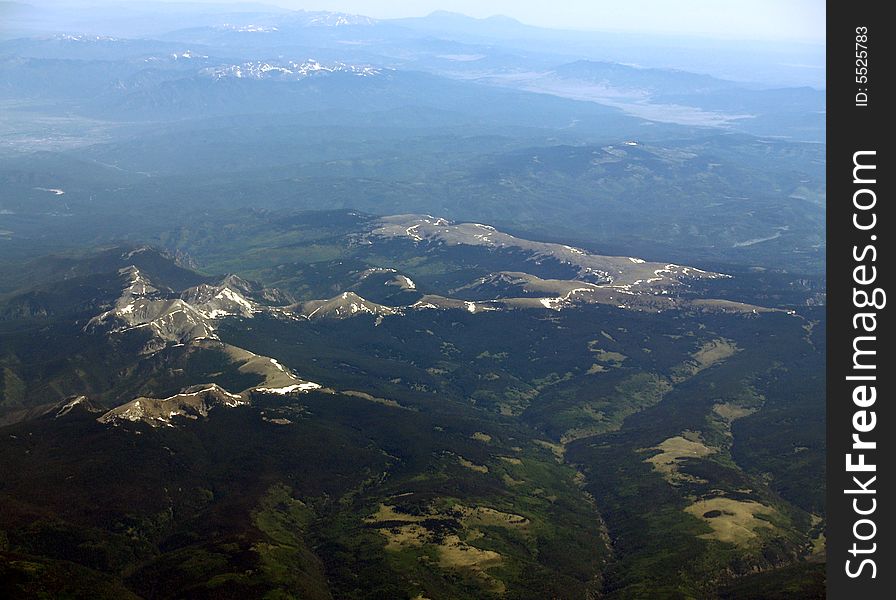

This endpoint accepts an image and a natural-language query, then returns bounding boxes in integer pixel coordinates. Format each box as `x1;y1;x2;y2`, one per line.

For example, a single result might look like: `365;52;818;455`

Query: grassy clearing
712;402;757;422
587;340;627;368
684;497;777;546
673;338;739;381
458;456;489;473
458;506;529;528
693;339;739;368
341;390;413;410
367;500;530;595
644;433;715;484
366;503;428;524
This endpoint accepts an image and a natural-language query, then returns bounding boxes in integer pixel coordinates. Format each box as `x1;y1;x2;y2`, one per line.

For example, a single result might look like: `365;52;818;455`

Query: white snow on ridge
255;382;322;395
55;396;88;418
172;50;208;59
305;13;376;26
405;224;423;241
51;34;119;42
98;385;250;428
88;266;267;347
215;287;256;313
217;24;279;32
34;187;65;195
202;60;380;81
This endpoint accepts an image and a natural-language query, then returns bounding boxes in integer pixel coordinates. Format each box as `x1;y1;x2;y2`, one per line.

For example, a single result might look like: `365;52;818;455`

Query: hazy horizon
22;0;826;43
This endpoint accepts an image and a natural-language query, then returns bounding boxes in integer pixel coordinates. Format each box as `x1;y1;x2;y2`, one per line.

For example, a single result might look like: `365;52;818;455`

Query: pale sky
181;0;826;43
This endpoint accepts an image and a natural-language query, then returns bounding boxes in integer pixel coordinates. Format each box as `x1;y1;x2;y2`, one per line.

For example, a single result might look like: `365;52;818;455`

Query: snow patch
34;187;65;195
255;382;322;395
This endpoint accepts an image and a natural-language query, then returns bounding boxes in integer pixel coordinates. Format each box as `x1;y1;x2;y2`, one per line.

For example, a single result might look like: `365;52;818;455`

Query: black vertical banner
827;1;892;598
